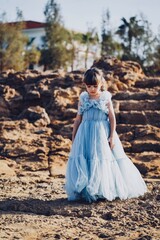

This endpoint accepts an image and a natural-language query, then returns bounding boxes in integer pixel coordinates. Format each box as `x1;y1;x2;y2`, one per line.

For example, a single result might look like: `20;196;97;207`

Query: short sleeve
77;102;82;115
77;92;85;115
107;91;112;101
79;91;88;104
102;91;112;102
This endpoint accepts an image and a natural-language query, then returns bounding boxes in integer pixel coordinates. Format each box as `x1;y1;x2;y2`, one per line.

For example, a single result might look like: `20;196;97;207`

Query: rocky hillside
0;57;160;178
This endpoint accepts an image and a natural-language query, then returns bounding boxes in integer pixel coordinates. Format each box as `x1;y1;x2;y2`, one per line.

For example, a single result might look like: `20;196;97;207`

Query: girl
65;67;147;202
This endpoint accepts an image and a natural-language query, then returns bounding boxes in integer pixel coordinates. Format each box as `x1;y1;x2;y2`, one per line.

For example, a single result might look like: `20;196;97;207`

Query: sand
0;169;159;240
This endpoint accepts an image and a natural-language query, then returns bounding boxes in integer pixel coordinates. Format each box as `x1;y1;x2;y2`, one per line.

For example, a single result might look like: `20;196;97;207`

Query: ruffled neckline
78;91;111;115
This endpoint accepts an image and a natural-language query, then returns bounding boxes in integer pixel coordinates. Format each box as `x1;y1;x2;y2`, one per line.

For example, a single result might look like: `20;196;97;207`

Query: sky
0;0;160;36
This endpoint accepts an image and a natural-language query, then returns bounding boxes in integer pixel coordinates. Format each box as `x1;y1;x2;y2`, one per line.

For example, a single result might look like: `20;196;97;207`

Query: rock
134;125;160;141
19;106;50;126
0;97;10;117
119;131;134;141
54;234;61;239
119;100;160;111
101;212;114;220
0;58;159;178
53;87;80;108
118;111;148;125
145;111;160;127
0;160;16;177
156;195;160;201
113;91;160;100
132;141;160;153
137;235;152;240
63;108;77;118
122;141;132;152
134;163;150;175
98;233;110;238
135;78;160;88
92;57;145;92
25;89;41;100
7;72;25;86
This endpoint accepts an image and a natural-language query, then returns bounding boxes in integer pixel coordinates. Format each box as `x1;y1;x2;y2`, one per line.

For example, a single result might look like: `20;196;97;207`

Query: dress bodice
78;91;111;115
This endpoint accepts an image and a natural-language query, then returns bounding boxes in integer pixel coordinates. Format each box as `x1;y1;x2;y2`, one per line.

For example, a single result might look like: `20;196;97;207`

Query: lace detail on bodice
78;91;111;115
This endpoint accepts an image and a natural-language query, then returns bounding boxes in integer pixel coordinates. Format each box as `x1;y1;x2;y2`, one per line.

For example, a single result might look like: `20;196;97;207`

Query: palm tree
116;16;145;57
81;28;99;68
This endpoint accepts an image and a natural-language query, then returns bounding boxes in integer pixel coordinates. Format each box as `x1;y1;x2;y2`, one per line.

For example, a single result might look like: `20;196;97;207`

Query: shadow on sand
0;197;99;216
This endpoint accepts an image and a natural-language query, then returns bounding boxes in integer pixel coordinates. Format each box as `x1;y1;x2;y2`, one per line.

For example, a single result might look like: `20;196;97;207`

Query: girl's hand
108;136;115;150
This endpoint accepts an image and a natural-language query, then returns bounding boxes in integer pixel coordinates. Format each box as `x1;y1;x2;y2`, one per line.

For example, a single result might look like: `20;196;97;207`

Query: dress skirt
65;92;147;202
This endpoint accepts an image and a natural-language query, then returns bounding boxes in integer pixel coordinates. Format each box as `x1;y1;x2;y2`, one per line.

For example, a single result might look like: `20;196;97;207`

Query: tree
154;44;160;73
115;15;157;69
116;16;145;60
101;9;122;58
138;14;157;68
24;46;41;69
150;28;160;74
64;30;83;71
43;0;70;70
81;27;99;68
0;10;27;72
65;28;99;70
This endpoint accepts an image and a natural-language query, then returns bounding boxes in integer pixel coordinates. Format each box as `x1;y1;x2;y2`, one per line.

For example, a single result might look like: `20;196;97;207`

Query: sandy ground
0;168;160;240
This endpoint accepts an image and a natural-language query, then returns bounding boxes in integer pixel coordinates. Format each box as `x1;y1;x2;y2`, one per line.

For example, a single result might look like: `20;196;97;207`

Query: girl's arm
72;103;82;142
108;100;116;149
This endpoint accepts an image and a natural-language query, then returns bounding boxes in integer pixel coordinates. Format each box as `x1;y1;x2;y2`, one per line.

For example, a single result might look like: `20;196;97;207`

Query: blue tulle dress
65;90;147;202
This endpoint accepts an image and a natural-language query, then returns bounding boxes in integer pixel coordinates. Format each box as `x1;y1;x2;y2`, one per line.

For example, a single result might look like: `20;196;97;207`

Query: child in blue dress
65;67;147;202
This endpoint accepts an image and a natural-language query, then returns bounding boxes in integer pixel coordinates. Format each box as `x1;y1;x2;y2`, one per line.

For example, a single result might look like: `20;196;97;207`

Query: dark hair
83;67;106;90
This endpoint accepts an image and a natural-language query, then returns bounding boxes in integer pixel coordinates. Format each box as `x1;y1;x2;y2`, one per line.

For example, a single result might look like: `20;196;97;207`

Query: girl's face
85;83;101;97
